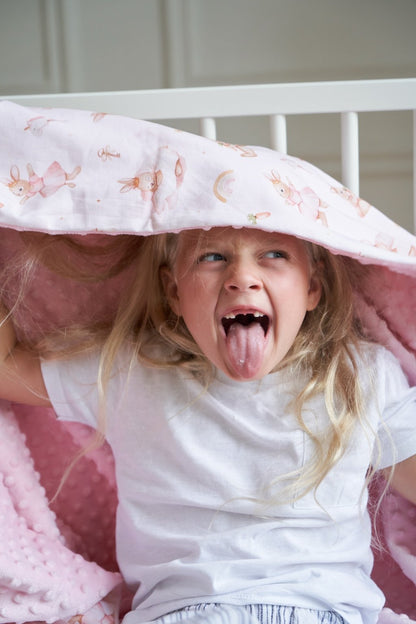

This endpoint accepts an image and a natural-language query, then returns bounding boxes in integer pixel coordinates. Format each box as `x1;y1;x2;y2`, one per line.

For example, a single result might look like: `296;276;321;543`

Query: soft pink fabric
0;403;122;624
0;100;415;623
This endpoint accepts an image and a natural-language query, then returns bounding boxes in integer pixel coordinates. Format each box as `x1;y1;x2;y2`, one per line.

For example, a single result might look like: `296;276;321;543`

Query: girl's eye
198;252;225;263
264;250;288;259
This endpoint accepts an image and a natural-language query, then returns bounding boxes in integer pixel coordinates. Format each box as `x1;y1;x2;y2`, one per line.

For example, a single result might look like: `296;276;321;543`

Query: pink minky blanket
0;100;415;623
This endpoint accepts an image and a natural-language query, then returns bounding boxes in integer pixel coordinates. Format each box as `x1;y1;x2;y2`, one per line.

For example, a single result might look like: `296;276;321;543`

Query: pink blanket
0;100;415;623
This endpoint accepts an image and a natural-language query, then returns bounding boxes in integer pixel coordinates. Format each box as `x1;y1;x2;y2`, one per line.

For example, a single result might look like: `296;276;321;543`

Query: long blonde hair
86;230;371;505
5;228;372;504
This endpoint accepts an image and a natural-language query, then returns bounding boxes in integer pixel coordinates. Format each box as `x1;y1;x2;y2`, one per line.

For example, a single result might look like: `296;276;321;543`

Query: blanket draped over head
0;100;415;624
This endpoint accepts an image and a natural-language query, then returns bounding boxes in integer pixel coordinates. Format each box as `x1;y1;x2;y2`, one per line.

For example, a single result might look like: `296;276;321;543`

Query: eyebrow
180;229;302;252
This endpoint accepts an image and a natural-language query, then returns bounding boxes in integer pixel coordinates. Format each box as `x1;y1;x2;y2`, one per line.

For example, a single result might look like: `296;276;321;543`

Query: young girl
0;100;415;624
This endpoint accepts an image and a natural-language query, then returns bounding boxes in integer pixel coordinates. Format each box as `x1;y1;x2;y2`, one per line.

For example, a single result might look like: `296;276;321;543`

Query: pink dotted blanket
0;100;415;623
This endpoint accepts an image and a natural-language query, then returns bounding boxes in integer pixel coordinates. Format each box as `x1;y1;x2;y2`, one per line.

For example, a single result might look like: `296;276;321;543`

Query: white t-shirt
41;344;416;624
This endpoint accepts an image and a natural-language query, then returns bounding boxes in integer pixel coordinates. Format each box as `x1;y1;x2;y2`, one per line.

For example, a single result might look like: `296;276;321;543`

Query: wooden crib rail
5;78;416;231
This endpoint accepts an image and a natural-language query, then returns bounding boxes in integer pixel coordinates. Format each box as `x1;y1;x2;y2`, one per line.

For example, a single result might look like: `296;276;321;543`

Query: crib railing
6;78;416;231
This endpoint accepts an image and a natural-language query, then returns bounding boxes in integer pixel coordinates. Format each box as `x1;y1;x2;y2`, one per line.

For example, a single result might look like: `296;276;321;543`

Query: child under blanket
0;100;415;624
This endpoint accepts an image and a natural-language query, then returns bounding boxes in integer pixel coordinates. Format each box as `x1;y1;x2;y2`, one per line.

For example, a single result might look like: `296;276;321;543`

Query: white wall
1;0;415;230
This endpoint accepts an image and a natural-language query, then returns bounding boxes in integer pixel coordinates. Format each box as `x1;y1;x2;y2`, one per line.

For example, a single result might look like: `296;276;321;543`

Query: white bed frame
7;78;416;232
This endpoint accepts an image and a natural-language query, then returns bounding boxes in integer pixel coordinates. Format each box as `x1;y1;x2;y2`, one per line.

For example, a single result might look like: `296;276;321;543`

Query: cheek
277;276;316;322
176;278;216;334
179;272;210;300
176;279;203;319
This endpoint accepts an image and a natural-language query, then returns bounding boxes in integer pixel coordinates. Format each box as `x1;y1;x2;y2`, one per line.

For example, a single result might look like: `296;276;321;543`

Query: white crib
1;78;416;624
7;77;416;231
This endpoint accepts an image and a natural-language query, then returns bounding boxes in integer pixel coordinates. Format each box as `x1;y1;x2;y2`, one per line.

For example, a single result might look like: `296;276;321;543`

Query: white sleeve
41;351;102;429
375;348;416;469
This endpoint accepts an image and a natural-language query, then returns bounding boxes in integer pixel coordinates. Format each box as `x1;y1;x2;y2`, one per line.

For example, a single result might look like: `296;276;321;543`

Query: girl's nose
224;261;263;292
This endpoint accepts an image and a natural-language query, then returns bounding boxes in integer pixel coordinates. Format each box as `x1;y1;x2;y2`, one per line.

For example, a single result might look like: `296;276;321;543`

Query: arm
0;304;50;406
384;454;416;505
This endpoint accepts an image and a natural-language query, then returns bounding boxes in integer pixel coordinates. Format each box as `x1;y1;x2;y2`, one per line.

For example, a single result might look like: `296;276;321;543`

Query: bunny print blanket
0;100;415;624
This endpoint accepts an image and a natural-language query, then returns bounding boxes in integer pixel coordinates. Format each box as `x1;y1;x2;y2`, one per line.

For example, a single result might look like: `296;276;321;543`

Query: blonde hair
5;228;374;505
278;244;369;502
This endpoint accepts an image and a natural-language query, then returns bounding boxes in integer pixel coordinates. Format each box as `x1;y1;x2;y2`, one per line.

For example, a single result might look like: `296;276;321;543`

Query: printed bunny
6;162;81;205
331;185;371;217
267;170;328;226
118;170;163;200
118;148;186;213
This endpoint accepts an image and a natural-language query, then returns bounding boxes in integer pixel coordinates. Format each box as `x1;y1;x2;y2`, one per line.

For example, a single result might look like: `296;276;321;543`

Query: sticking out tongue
226;320;267;378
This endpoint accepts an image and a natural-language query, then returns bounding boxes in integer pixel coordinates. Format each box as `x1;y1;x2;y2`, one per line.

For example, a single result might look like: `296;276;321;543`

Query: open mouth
221;313;270;336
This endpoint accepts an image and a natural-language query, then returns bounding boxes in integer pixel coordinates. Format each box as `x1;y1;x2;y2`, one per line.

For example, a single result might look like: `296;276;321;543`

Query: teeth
222;312;270;337
224;312;264;319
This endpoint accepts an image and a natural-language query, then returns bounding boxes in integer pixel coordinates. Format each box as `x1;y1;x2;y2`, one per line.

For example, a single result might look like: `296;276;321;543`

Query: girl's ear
306;270;322;311
160;266;181;316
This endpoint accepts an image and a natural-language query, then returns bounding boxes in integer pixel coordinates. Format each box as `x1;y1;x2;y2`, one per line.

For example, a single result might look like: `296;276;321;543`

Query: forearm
0;303;50;406
384;454;416;505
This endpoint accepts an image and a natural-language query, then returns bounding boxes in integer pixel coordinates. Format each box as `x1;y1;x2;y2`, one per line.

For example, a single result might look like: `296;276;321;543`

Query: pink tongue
226;321;267;378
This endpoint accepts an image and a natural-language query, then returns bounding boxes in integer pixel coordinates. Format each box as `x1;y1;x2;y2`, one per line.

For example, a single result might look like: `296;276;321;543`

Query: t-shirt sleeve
41;351;102;429
375;348;416;469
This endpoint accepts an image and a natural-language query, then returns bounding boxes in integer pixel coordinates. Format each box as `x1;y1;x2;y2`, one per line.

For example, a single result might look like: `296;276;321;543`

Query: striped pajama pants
150;604;345;624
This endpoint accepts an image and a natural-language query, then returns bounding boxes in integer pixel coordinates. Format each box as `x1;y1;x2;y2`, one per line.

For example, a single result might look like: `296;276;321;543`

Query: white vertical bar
44;0;64;92
161;0;187;88
270;114;287;153
60;0;85;92
413;110;416;233
341;112;360;195
199;117;217;140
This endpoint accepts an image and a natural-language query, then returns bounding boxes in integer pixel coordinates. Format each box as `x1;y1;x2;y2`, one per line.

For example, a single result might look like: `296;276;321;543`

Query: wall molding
0;0;65;95
59;0;85;92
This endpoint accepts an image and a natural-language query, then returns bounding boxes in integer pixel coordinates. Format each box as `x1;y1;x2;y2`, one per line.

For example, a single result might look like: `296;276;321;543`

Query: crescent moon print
213;170;235;203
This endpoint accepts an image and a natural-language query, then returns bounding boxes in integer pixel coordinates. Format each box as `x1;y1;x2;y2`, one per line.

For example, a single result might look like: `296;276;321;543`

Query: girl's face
162;228;322;381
